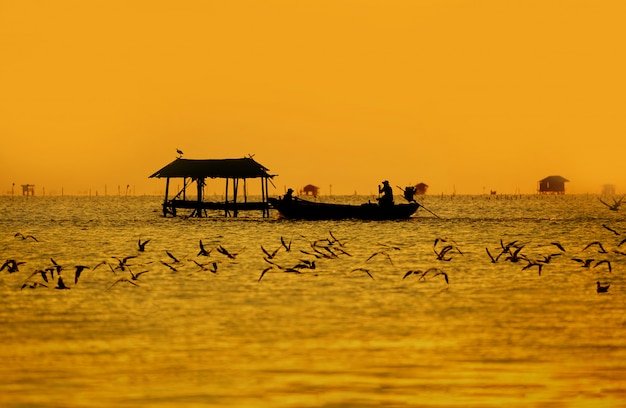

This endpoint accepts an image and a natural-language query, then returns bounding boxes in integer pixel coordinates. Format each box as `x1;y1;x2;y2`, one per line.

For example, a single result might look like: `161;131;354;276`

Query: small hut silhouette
301;184;319;197
21;184;35;196
538;175;569;194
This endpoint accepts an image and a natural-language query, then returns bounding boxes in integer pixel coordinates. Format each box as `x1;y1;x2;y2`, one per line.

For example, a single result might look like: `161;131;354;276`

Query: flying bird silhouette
198;240;211;257
14;232;38;242
350;268;374;279
137;238;151;252
74;265;90;284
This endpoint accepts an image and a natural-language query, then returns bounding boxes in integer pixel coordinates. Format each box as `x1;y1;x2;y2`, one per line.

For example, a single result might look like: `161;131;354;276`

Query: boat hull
268;197;419;220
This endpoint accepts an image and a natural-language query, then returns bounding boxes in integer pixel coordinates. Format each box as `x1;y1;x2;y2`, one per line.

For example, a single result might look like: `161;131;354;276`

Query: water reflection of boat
268;197;419;220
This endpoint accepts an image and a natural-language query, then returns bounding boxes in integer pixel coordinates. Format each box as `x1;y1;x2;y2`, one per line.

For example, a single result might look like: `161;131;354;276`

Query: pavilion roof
149;157;275;179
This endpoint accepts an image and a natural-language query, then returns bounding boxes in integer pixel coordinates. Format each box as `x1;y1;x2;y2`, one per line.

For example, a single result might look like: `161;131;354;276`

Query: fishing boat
268;197;420;220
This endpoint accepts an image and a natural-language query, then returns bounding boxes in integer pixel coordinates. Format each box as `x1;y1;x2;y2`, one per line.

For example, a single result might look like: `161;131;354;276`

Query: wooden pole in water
163;178;170;217
224;178;229;217
233;178;239;217
196;177;204;217
261;177;266;217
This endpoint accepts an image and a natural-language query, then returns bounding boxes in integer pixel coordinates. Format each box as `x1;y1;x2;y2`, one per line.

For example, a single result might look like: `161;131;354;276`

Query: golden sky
1;0;625;196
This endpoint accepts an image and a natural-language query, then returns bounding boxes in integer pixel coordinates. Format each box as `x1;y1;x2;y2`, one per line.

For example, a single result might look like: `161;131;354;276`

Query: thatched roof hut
149;157;275;217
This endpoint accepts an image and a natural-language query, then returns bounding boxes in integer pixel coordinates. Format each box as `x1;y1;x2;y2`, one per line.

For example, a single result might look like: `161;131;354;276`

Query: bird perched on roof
176;148;184;158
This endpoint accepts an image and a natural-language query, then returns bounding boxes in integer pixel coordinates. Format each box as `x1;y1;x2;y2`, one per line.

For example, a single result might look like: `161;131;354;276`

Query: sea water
1;194;625;407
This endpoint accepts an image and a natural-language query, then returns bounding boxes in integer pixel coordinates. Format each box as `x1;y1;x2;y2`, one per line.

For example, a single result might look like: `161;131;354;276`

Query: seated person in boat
283;188;294;202
377;180;394;206
402;186;417;203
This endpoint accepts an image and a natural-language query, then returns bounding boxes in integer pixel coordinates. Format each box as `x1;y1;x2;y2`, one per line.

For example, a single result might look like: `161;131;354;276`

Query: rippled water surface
1;195;625;407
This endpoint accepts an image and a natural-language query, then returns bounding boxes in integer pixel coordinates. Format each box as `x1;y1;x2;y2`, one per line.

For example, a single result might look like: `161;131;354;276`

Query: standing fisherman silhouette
377;180;394;207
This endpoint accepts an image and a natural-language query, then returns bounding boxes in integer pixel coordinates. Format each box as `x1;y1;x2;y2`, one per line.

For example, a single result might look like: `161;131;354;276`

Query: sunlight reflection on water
1;195;625;407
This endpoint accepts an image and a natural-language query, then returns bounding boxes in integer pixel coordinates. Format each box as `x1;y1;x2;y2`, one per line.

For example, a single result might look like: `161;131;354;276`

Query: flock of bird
2;220;621;294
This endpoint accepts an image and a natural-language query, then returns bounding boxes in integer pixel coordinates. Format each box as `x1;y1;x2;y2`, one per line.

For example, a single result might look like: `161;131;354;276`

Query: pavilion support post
163;178;171;217
232;178;239;217
224;178;230;217
262;177;268;218
195;177;205;217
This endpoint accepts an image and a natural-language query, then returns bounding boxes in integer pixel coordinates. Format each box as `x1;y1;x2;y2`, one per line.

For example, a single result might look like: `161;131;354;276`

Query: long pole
419;202;441;218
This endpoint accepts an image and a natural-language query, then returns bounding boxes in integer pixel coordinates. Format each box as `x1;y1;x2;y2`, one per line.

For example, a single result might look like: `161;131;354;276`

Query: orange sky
1;0;625;196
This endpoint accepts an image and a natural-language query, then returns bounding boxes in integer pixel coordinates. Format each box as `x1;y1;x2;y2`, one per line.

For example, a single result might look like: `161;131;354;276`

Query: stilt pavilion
149;157;275;217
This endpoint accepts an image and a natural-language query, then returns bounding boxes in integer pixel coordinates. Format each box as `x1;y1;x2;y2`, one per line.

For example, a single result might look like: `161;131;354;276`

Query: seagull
129;269;150;280
160;260;178;272
504;245;526;263
197;240;211;257
74;265;90;284
280;236;292;252
55;275;70;290
193;260;218;273
572;258;595;268
598;196;624;211
14;232;39;242
583;241;607;254
402;267;442;280
485;247;500;263
216;245;240;259
1;259;25;273
49;258;63;274
366;251;393;265
522;260;544;276
433;270;449;284
550;242;566;252
602;224;620;236
293;260;316;270
137;238;151;252
261;245;281;259
28;269;49;283
93;260;116;274
350;268;374;279
258;266;274;282
111;255;137;271
107;277;140;290
593;259;612;273
328;230;347;246
165;251;180;263
596;281;610;293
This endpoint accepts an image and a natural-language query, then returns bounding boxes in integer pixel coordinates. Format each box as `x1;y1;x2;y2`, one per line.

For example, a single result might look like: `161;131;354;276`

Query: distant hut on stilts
149;156;275;217
538;175;569;195
301;184;319;197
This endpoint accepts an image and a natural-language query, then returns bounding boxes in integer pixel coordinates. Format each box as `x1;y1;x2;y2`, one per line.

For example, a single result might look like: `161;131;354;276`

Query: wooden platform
163;199;270;217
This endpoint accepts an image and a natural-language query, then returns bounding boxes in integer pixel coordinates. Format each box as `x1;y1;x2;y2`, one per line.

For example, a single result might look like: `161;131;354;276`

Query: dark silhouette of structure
21;184;35;196
149;156;275;217
538;175;569;194
301;184;319;197
415;182;429;195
